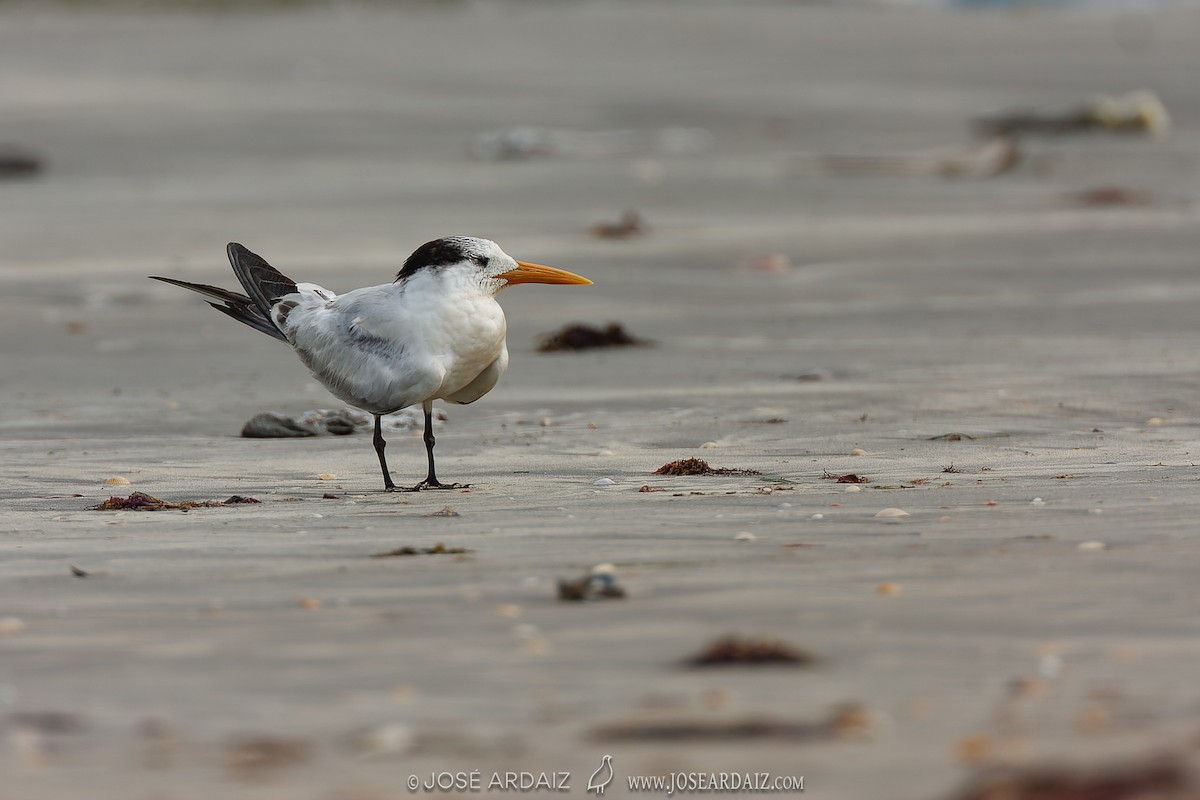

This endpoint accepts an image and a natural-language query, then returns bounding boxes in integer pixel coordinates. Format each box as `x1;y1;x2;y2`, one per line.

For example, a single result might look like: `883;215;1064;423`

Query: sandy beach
3;3;1200;798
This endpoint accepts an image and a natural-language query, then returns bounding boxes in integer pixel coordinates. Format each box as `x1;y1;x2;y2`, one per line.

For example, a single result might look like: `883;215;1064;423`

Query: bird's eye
471;254;489;267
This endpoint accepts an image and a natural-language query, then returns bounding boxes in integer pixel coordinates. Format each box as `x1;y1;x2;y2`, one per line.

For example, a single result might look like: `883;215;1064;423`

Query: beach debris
90;492;260;511
240;407;439;438
226;735;312;777
321;492;340;499
822;135;1020;179
104;476;131;486
371;543;471;558
734;531;757;542
974;90;1170;137
536;322;651;352
823;470;868;483
343;723;416;758
735;253;792;275
590;705;865;743
942;464;962;473
558;564;626;602
469;125;713;161
241;412;316;437
69;565;89;578
937;755;1192;800
655;458;761;476
0;617;27;635
4;711;88;734
0;144;44;179
929;432;976;441
686;635;814;667
1066;186;1154;207
638;485;664;493
425;505;460;517
591;210;647;239
874;508;910;519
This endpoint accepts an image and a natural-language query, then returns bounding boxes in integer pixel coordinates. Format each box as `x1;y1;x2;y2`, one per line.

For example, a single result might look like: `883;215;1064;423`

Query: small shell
849;448;867;457
1030;497;1046;506
1077;541;1107;552
104;476;131;486
874;508;910;519
593;477;615;486
734;531;757;541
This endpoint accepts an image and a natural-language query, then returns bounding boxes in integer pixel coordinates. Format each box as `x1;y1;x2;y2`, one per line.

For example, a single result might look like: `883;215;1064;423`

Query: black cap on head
396;237;486;281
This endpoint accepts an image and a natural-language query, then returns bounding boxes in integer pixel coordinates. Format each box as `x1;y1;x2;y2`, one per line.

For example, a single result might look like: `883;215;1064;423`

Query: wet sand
3;3;1200;798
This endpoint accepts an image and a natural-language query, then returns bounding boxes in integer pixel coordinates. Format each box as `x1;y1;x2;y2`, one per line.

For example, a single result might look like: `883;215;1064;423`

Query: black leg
404;403;468;491
421;406;441;487
373;415;397;491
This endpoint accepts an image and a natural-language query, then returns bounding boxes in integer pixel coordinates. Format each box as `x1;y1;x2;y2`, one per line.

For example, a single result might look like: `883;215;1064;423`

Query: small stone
297;597;321;610
938;515;953;522
875;582;901;596
317;474;336;481
0;617;26;635
104;476;131;486
1146;417;1164;426
1077;541;1107;551
590;563;616;576
874;508;910;519
810;513;824;520
778;502;792;509
844;484;862;493
495;604;522;619
734;531;757;541
1089;508;1104;515
849;448;867;456
593;477;615;486
1030;497;1046;506
701;441;717;449
539;417;552;427
1038;654;1064;678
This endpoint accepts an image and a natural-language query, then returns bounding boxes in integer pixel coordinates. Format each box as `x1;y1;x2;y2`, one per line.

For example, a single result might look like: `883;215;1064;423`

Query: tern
152;237;591;491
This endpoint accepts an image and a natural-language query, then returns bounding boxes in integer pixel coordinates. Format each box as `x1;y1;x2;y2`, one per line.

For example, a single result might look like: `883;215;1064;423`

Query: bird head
396;236;591;292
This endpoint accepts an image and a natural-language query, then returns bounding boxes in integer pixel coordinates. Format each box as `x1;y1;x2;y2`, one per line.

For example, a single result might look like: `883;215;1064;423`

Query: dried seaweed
90;492;260;511
822;470;868;484
536;322;652;353
371;543;471;558
654;458;761;476
590;705;868;743
941;756;1192;800
590;210;647;239
686;635;815;667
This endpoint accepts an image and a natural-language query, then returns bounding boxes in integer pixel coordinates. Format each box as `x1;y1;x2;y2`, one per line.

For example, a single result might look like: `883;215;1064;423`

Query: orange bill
499;261;592;286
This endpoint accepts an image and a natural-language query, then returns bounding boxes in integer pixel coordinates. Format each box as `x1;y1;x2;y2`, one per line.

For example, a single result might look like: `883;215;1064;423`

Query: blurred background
3;2;1200;799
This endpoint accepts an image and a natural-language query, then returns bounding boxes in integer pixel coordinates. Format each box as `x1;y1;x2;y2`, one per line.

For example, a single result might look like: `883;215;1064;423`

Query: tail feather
227;243;299;321
151;244;300;342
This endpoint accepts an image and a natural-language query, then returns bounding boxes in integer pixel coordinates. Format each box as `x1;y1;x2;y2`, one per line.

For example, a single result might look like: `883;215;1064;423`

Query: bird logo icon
587;754;614;795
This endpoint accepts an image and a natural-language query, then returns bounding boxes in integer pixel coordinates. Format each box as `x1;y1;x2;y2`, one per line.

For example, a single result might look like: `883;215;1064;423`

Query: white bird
587;754;614;795
151;237;591;491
